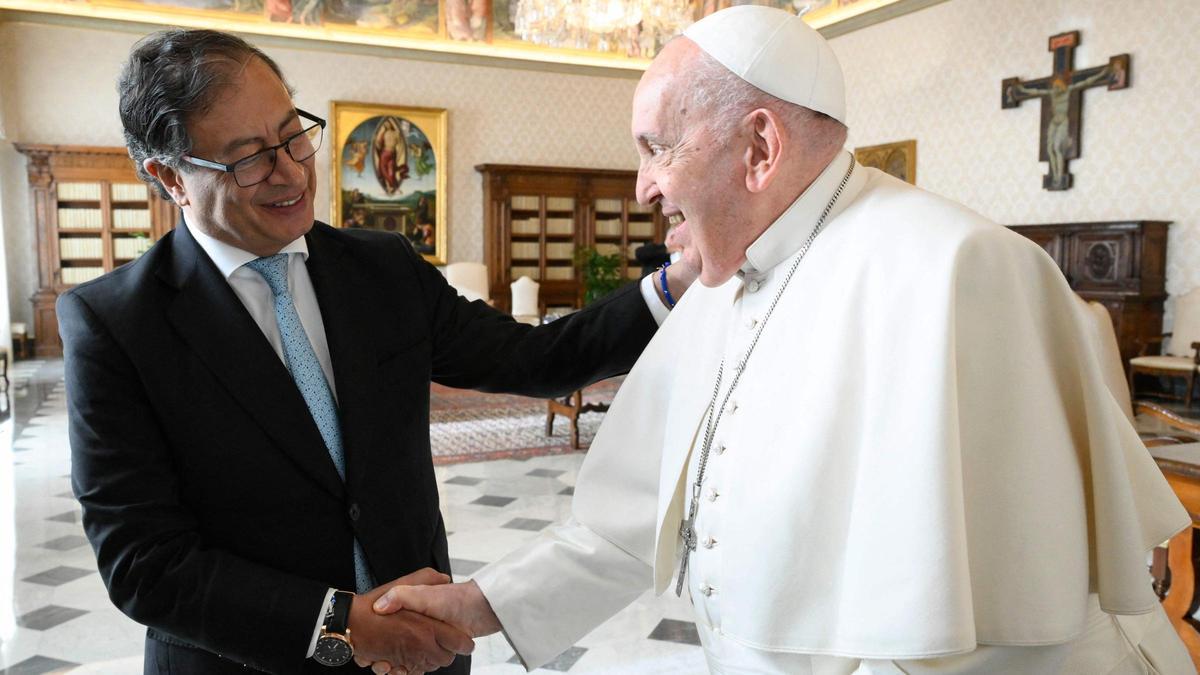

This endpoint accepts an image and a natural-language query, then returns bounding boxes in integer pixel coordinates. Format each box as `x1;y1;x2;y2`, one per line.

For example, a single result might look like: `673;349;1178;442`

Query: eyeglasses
182;108;326;188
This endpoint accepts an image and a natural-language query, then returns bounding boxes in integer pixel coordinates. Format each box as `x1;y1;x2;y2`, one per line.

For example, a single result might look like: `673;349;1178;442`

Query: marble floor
0;360;706;674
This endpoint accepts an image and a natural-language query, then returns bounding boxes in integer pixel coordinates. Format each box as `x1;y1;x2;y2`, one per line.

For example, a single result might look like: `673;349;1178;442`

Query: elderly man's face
174;57;316;256
632;40;744;286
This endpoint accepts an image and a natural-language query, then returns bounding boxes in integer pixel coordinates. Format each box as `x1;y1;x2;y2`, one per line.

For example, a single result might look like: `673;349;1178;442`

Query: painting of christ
332;103;448;264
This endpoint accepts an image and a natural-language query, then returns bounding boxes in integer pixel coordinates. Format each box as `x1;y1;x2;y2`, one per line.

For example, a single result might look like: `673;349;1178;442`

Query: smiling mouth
268;194;303;208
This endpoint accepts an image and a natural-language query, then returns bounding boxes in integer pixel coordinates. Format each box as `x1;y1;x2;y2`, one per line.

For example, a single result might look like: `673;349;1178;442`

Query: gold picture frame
855;139;917;185
332;102;447;265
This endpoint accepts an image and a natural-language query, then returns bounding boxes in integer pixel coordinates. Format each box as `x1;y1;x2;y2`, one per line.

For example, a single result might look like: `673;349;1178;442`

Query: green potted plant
575;246;626;305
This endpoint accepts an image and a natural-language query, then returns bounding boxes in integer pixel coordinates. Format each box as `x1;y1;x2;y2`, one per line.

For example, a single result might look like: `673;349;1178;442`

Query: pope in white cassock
370;6;1194;674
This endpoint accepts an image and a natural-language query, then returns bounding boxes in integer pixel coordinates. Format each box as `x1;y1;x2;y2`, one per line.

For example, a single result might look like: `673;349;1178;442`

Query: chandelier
512;0;695;58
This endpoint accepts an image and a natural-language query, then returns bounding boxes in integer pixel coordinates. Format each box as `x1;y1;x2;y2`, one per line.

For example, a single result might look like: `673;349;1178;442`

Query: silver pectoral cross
675;491;700;596
675;517;697;596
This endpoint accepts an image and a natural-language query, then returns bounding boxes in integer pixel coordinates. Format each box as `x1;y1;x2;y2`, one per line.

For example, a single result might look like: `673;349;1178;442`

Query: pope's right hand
363;580;501;674
348;568;475;674
372;579;502;638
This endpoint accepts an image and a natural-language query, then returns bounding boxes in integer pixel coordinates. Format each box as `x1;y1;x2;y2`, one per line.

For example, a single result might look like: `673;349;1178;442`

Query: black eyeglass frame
181;108;326;187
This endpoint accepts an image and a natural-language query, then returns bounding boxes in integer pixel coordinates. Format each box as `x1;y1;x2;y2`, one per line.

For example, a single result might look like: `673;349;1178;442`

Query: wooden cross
1002;31;1130;191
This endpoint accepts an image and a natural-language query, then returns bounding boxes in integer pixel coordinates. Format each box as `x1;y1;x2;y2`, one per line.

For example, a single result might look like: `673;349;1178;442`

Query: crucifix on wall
1001;31;1130;191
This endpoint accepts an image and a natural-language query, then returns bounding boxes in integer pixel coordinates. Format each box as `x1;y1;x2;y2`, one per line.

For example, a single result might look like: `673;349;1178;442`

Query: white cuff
639;275;670;326
306;588;337;658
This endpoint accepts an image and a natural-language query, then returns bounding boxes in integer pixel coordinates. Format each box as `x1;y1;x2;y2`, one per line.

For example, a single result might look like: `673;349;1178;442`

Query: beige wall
0;17;641;330
831;0;1200;325
2;0;1197;332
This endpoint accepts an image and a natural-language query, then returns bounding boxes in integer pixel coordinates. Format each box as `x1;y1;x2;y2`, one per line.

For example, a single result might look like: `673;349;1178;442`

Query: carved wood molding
16;146;54;188
15;143;135;173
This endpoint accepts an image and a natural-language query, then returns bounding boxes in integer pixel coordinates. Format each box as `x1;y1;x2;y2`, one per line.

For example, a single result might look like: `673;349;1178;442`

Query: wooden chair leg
1188;370;1197;408
1130;366;1139;402
1163;526;1200;670
569;391;582;449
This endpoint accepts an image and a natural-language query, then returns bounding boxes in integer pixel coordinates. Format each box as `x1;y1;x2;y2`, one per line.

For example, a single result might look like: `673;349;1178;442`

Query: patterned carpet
429;378;623;465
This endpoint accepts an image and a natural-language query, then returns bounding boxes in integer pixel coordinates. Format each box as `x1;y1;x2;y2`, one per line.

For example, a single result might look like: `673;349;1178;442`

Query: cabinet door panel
1070;231;1135;291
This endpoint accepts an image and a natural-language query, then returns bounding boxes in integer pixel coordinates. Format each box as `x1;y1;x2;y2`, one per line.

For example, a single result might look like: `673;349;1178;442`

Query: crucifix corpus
1001;31;1130;191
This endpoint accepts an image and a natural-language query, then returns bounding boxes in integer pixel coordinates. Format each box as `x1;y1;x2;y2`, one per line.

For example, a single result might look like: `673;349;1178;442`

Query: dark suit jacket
58;222;656;674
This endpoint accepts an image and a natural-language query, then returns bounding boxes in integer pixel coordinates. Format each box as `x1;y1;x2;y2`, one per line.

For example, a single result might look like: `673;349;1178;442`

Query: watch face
313;636;353;667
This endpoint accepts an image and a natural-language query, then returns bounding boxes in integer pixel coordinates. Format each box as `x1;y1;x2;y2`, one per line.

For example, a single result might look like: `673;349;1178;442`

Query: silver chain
676;160;854;594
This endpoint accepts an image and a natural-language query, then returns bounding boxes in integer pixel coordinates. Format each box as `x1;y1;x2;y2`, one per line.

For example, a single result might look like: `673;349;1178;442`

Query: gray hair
685;48;846;156
118;29;294;199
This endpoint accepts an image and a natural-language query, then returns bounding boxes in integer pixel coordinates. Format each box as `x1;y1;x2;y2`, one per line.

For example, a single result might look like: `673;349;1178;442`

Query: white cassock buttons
745;316;759;330
747;279;761;293
726;400;738;415
703;536;717;549
715;443;726;455
706;487;719;502
700;583;715;597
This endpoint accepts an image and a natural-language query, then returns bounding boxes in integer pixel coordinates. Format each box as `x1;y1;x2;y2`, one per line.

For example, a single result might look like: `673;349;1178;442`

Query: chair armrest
1138;334;1168;357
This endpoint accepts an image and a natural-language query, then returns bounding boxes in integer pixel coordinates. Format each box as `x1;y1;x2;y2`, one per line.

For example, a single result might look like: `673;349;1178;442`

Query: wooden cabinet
477;164;664;313
1008;220;1169;366
16;144;177;357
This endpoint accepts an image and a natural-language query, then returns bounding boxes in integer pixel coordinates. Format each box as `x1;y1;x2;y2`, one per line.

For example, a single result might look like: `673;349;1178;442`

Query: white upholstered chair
1130;288;1200;407
1077;297;1134;422
510;276;540;326
444;262;490;304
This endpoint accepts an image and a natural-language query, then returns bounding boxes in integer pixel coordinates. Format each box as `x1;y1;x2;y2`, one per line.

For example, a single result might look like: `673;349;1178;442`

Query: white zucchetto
683;5;847;124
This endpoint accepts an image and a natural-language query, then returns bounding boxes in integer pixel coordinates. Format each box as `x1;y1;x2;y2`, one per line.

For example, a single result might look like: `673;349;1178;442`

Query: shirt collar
740;150;865;277
185;220;309;281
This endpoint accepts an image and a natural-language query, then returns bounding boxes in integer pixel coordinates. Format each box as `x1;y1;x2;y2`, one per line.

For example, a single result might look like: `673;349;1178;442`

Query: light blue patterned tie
245;253;374;593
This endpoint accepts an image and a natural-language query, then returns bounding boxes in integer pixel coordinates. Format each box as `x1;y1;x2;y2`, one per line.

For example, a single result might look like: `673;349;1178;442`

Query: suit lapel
162;223;346;500
303;225;382;489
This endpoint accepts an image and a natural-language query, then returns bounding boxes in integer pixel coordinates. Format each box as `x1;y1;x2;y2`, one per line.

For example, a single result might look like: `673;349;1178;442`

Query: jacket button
348;503;361;521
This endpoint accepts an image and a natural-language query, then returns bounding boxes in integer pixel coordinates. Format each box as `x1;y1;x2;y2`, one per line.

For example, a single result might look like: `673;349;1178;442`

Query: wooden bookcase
477;164;665;313
16;144;177;357
1008;220;1168;367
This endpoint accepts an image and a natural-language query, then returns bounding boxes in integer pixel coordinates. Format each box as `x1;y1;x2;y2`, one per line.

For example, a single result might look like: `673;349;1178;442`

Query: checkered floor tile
2;360;705;673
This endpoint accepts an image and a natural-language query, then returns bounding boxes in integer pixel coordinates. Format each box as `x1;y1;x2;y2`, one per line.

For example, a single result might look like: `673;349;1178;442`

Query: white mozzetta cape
473;153;1189;668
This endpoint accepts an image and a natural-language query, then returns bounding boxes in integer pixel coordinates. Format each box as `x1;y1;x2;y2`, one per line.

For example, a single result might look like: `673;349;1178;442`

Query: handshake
346;568;501;675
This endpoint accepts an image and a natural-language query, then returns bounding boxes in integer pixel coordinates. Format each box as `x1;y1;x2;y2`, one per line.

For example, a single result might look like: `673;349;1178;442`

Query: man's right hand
347;569;475;674
362;580;502;674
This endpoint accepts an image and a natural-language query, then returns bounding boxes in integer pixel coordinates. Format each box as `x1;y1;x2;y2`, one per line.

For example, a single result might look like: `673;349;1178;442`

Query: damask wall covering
832;0;1199;326
1;0;1196;332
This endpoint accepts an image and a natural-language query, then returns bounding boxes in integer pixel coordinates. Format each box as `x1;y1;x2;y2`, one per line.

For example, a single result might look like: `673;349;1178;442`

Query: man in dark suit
60;29;696;674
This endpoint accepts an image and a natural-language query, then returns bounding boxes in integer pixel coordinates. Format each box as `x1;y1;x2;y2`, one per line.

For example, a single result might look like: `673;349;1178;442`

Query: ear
741;109;785;194
142;158;191;207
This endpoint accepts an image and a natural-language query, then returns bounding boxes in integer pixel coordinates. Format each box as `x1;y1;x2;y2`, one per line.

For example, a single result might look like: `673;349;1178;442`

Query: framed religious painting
332;102;448;264
854;139;916;185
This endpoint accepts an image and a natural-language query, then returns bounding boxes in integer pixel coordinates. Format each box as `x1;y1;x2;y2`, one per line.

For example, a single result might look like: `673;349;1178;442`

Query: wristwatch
313;590;355;667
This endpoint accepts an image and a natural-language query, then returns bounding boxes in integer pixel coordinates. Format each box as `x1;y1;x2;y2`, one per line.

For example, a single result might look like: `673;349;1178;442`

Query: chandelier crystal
512;0;695;58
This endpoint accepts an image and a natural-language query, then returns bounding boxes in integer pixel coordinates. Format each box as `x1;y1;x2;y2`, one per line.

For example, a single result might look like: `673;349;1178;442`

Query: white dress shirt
186;221;670;660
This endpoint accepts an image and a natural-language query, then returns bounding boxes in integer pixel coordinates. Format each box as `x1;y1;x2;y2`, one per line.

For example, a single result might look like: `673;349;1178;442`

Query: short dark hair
118;29;294;198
